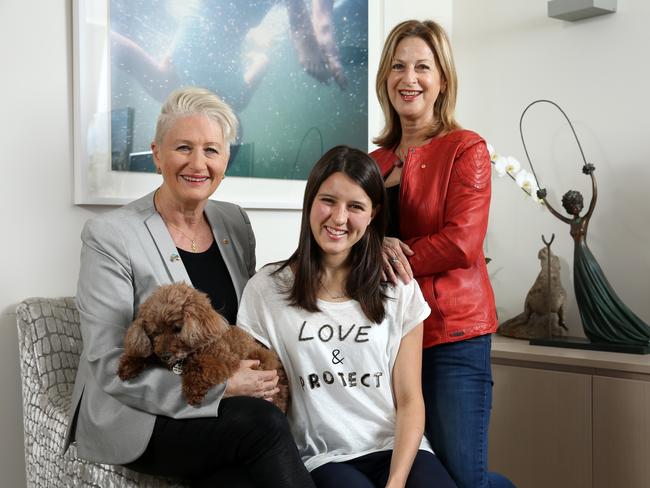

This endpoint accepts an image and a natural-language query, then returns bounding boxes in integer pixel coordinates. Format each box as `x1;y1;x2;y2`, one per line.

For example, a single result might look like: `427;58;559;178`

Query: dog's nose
160;352;172;363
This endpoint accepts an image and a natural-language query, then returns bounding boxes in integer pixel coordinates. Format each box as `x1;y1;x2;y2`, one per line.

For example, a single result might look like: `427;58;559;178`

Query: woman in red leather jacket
371;20;515;488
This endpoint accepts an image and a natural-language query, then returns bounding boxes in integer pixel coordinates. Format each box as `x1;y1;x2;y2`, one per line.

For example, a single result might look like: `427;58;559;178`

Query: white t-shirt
236;264;432;471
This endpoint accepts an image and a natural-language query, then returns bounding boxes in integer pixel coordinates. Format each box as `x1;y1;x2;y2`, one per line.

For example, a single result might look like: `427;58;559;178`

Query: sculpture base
529;336;650;355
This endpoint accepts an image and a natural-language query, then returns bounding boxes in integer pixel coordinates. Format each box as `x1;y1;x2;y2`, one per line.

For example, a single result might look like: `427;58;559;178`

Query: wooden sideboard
489;335;650;488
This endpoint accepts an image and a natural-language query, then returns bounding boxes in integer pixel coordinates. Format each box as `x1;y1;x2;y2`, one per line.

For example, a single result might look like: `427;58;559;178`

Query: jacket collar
142;191;192;286
141;190;245;300
372;147;401;176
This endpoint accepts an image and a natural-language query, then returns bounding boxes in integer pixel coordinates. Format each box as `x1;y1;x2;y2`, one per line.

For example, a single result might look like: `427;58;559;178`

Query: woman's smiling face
309;171;375;262
387;36;444;126
152;114;229;207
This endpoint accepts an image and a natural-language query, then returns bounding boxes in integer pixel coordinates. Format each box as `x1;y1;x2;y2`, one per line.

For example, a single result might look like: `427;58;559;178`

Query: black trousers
125;396;315;488
310;450;456;488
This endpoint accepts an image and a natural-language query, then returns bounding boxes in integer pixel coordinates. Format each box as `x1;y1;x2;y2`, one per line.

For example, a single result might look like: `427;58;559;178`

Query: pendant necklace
154;189;200;252
320;279;348;300
163;219;199;252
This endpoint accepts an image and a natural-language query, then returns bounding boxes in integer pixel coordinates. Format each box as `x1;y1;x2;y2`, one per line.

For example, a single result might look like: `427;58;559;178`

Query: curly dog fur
117;282;288;411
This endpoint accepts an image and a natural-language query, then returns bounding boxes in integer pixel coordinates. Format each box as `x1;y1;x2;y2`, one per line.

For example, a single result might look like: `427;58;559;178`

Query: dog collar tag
172;363;183;375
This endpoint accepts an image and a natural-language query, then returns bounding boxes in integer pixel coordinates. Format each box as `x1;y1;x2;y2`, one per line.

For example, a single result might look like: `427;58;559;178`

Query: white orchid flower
489;146;544;204
515;169;540;199
493;155;509;177
505;156;521;175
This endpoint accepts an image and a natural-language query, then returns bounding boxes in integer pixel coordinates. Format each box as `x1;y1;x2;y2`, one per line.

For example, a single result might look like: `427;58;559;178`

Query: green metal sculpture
522;100;650;349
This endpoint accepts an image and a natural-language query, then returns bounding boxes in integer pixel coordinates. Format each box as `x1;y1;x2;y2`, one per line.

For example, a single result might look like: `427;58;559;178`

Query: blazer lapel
205;208;245;301
144;211;192;285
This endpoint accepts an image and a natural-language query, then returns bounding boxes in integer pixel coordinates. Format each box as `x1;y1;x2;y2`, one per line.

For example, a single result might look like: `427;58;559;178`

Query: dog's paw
117;365;138;380
185;391;205;407
117;357;146;380
182;379;210;407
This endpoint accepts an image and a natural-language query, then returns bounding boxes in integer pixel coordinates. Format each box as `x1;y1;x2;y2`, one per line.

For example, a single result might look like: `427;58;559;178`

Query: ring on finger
390;257;399;264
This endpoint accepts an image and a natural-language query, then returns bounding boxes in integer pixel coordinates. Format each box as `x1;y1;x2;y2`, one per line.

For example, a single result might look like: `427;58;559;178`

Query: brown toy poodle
117;282;288;411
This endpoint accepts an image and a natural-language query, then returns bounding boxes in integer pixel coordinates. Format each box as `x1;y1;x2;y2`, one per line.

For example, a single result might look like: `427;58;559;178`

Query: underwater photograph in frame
109;0;368;180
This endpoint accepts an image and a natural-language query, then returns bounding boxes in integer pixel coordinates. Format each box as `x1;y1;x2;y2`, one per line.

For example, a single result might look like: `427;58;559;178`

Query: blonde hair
373;20;460;148
154;86;238;145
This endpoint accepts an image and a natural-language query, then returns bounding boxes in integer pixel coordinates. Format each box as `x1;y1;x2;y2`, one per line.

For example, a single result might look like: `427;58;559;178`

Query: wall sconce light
548;0;617;21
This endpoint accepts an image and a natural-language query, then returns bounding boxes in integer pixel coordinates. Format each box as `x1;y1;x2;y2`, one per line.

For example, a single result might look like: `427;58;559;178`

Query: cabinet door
593;375;650;488
489;364;592;488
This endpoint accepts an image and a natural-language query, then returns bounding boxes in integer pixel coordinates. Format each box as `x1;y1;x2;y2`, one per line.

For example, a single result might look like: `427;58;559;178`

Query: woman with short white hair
65;86;315;487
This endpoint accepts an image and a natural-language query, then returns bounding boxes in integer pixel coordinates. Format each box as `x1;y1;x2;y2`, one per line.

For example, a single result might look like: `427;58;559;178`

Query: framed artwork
73;0;369;207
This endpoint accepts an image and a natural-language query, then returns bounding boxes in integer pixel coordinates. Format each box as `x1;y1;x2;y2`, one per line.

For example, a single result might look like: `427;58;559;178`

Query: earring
156;167;162;174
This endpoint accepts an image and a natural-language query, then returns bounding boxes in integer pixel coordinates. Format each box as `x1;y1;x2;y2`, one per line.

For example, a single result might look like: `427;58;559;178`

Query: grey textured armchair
16;297;187;487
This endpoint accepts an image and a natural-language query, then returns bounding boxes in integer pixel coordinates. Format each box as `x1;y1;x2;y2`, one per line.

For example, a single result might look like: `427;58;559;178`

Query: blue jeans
422;334;515;488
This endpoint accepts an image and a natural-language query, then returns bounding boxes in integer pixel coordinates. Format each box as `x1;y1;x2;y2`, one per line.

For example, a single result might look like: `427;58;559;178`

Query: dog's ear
208;312;231;335
123;317;153;357
180;315;204;347
180;292;228;346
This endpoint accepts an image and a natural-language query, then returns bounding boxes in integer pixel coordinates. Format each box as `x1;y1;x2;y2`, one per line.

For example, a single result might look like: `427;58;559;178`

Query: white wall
0;2;90;486
0;1;451;485
452;0;650;335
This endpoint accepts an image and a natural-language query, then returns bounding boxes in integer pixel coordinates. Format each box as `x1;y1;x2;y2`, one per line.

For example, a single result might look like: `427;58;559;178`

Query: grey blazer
64;191;256;464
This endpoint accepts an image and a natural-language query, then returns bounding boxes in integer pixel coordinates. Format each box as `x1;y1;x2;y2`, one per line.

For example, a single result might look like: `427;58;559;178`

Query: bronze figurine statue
537;164;650;346
498;243;568;340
